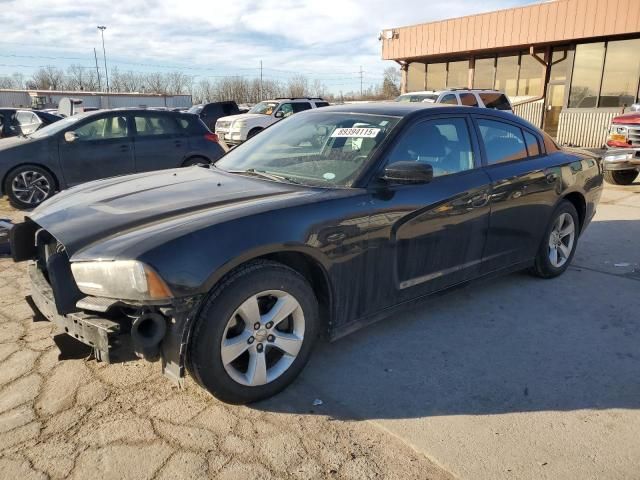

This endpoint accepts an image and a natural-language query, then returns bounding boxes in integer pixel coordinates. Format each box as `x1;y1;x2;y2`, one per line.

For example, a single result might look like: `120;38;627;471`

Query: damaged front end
11;219;202;385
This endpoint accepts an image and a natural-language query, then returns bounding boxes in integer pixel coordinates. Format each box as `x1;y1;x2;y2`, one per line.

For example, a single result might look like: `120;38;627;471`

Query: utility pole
359;65;363;99
93;48;101;91
97;26;109;93
260;60;263;100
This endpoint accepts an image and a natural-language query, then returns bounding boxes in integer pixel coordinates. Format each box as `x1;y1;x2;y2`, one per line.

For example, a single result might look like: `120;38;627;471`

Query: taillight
204;133;219;143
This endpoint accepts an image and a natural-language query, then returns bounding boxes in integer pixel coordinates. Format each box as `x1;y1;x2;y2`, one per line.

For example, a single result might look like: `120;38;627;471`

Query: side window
477;119;527;164
74;116;128;141
387;118;475;178
134;115;181;136
459;93;479;107
523;130;540;157
439;94;459;105
277;103;294;117
314;101;330;108
292;102;312;113
479;93;511;110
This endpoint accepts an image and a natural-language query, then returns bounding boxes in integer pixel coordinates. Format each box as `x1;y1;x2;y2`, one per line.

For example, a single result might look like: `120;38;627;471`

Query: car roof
305;102;524;123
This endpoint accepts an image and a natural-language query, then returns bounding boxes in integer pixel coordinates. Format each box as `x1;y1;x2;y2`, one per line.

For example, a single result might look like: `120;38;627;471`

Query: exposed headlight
233;120;246;128
604;152;634;162
71;260;172;301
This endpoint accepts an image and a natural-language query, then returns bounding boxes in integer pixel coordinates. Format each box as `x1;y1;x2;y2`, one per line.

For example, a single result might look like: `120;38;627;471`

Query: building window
426;63;446;90
447;61;468;88
569;42;606;108
407;63;426;92
599;38;640;108
549;47;569;82
474;58;495;89
518;53;544;97
494;55;519;97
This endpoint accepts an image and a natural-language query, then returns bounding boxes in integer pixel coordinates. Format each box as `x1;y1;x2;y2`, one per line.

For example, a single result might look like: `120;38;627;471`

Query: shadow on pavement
256;219;640;420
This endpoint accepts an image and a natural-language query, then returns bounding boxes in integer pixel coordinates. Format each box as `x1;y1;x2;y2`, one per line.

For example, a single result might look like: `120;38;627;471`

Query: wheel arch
181;155;210;167
1;162;60;196
561;191;586;232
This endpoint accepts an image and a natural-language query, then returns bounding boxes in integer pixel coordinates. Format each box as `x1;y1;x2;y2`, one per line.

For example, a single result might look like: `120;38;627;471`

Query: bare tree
66;64;98;91
144;72;168;94
287;74;308;97
30;66;66;90
311;79;328;98
166;71;190;95
381;67;400;99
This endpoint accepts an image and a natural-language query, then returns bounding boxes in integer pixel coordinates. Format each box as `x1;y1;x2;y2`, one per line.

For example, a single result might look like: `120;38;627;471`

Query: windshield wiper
228;169;301;184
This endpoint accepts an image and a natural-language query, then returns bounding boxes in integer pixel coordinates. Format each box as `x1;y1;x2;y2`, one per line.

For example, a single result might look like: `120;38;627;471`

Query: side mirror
382;161;433;185
64;131;78;143
274;111;285;119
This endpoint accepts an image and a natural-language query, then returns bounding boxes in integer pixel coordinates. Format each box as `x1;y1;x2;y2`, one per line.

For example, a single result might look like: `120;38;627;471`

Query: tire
530;200;579;279
3;165;56;209
188;260;319;404
247;128;262;139
182;157;210;167
603;169;638;185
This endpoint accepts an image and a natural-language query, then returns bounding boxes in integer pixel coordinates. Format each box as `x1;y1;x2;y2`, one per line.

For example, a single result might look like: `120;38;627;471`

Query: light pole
97;26;109;93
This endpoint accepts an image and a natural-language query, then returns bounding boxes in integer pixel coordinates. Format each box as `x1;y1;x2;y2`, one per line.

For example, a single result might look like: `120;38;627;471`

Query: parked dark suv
0;108;224;208
188;101;241;131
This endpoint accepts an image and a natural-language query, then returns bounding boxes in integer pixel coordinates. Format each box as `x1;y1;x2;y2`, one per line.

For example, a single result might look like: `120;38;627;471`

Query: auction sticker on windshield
331;127;380;138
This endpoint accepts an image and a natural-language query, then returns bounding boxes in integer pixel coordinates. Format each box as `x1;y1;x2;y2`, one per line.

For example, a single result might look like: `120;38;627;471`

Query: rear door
58;113;134;186
472;115;558;272
132;112;188;172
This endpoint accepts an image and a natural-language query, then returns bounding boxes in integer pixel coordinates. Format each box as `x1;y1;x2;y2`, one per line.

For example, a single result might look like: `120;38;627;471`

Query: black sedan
11;103;603;404
0;108;225;209
0;108;62;139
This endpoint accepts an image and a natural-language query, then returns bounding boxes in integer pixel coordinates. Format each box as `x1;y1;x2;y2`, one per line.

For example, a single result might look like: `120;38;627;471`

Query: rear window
523;130;540;157
292;103;312;113
477;119;528;164
314;101;330;107
439;94;459;105
479;93;511;110
187;105;203;114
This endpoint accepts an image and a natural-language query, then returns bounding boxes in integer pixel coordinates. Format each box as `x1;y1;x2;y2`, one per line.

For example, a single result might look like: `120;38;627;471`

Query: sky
0;0;537;94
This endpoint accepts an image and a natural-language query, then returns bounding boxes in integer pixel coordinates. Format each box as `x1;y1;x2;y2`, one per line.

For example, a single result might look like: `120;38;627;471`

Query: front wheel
188;260;319;404
603;169;638;185
4;165;56;209
530;201;579;278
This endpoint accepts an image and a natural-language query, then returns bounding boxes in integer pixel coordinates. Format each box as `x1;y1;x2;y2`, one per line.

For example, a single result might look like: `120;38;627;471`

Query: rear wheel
530;201;579;278
188;260;319;404
4;165;55;209
603;169;638;185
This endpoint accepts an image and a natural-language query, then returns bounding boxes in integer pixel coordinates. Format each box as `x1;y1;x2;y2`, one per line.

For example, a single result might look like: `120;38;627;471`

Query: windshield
28;114;87;139
249;101;279;115
216;111;401;187
395;94;438;103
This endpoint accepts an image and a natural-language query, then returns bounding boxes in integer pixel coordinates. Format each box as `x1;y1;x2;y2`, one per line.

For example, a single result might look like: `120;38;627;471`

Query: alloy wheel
11;170;52;205
220;290;305;387
548;212;575;268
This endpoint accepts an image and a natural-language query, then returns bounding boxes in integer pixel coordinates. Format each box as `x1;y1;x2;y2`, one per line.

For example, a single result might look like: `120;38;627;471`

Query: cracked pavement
0;198;453;480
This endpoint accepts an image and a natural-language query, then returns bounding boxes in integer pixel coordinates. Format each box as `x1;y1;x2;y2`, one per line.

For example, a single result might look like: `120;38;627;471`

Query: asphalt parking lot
1;180;639;479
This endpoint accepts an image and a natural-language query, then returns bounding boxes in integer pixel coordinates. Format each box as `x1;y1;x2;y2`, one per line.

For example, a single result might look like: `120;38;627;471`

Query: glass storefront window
518;53;544;96
569;42;605;108
494;55;519;96
426;63;446;90
407;63;426;92
550;48;569;81
447;61;468;88
474;58;495;89
599;38;640;108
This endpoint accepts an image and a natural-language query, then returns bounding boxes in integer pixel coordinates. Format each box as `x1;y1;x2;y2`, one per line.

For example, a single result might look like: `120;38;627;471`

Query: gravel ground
0;198;454;480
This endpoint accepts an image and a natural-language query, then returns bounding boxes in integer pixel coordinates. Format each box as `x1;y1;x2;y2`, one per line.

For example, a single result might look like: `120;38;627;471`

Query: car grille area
627;125;640;147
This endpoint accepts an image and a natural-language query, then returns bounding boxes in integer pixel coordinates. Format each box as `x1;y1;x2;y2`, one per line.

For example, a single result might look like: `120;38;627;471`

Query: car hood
0;135;31;151
29;166;315;257
217;113;271;123
612;112;640;125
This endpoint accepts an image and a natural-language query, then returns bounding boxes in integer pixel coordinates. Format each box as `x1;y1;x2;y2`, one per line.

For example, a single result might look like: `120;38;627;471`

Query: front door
131;113;188;172
58;113;134;186
543;83;565;138
364;115;492;315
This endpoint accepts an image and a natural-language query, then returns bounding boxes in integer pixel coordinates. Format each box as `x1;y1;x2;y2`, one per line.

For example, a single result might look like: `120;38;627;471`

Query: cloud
0;0;536;92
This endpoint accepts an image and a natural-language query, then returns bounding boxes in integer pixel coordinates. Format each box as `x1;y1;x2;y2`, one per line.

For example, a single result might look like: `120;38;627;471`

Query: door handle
470;193;489;208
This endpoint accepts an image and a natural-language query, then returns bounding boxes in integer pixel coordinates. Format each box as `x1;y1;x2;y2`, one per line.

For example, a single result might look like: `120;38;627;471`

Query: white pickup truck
215;97;329;145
